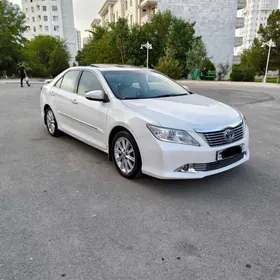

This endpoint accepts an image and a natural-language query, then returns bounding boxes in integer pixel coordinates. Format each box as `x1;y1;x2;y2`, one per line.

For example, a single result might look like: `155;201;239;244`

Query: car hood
122;94;242;130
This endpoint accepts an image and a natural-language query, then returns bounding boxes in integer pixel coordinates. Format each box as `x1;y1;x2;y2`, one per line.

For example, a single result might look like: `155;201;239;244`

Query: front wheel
112;131;142;179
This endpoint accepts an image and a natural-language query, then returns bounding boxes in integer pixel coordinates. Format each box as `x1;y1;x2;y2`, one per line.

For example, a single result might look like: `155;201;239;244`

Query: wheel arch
108;125;140;161
43;104;51;125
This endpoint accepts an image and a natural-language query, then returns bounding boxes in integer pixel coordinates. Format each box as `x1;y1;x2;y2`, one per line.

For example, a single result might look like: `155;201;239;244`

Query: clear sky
9;0;103;38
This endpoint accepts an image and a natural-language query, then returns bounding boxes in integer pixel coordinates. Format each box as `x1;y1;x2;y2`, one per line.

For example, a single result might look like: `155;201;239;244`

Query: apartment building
99;0;157;26
21;0;77;64
236;0;279;53
76;29;82;51
99;0;246;67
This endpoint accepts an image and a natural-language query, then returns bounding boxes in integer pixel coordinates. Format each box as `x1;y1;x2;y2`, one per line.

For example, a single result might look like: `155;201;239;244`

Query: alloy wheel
46;109;56;135
114;137;136;175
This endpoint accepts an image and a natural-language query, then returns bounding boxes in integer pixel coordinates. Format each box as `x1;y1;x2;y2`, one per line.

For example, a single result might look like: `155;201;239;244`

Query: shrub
230;65;255;82
200;58;216;72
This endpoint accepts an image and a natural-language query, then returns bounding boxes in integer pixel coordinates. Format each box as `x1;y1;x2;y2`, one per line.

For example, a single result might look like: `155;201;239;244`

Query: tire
45;107;60;137
111;131;142;179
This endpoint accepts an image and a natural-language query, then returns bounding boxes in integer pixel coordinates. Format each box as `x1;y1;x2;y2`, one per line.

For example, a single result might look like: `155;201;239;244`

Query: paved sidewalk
0;78;45;84
179;79;280;88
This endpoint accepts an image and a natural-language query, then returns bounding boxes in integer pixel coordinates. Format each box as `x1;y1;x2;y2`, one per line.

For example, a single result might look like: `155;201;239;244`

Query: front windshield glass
101;70;189;100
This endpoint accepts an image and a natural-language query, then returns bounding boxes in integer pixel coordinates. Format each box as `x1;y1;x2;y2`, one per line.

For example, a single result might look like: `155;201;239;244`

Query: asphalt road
1;82;280;280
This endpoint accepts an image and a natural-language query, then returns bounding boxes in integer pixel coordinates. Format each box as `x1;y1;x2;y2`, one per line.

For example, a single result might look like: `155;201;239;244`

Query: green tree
76;10;200;79
24;35;70;77
186;39;207;73
167;16;196;76
49;42;70;77
154;46;182;79
0;0;28;75
108;18;130;64
240;38;267;75
258;10;280;79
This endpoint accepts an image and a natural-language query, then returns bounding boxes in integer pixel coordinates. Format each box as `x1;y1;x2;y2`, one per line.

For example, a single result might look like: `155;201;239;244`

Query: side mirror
86;90;108;102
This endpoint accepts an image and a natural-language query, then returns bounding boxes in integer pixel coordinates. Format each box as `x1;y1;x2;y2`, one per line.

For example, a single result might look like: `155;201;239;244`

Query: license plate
216;144;245;161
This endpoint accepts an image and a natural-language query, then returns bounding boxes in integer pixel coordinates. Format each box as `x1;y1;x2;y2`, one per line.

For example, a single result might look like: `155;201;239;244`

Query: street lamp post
263;39;275;83
140;42;152;68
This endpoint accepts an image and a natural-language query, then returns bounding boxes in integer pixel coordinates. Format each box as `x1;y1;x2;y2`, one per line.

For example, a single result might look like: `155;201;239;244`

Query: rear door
51;70;81;135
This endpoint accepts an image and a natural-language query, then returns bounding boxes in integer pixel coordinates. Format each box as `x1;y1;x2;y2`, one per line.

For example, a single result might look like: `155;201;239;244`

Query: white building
76;29;82;51
21;0;77;64
236;0;279;53
99;0;246;67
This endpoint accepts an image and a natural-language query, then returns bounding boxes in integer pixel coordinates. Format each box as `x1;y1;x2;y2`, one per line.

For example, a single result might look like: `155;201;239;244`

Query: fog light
175;164;189;172
187;164;197;173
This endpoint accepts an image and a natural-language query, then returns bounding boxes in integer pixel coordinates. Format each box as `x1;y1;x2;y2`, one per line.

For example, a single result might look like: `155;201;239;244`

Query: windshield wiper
151;93;188;98
123;97;142;100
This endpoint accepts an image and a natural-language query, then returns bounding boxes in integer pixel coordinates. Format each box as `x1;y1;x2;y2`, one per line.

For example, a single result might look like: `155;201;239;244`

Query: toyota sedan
40;64;249;179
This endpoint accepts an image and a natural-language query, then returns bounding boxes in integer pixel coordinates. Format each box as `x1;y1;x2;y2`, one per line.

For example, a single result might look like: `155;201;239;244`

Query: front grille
193;153;244;172
202;123;244;147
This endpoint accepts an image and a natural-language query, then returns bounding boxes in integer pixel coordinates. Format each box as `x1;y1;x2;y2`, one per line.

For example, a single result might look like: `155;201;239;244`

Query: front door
74;70;109;151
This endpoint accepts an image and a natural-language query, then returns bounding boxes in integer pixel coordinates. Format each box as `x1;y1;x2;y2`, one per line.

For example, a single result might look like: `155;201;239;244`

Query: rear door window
60;70;81;93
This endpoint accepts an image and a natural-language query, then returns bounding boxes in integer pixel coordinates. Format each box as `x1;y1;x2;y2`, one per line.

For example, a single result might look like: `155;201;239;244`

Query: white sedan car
40;65;249;179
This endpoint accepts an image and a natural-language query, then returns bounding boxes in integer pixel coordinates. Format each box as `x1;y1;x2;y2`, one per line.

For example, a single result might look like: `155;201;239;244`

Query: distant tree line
0;0;69;78
231;10;280;82
76;11;215;79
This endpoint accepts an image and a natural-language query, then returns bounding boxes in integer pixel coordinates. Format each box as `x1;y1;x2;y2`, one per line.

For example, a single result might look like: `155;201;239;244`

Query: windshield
101;70;189;100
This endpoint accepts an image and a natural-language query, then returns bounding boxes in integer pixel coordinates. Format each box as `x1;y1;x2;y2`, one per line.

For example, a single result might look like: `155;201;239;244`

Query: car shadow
134;167;246;197
53;132;249;198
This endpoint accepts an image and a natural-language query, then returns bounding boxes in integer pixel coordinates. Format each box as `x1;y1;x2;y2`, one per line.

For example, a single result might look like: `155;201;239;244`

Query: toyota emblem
224;129;235;142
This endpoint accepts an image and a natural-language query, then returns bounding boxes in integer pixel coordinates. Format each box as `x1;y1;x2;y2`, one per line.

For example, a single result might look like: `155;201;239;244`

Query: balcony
99;0;117;16
237;0;246;10
140;0;157;9
234;37;243;47
233;55;241;65
236;17;245;29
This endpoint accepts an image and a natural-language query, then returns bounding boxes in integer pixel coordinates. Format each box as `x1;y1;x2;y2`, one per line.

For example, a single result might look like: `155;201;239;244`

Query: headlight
147;124;200;146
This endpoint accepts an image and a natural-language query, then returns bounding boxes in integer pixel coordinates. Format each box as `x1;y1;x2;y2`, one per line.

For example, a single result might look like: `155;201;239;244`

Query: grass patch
255;77;279;83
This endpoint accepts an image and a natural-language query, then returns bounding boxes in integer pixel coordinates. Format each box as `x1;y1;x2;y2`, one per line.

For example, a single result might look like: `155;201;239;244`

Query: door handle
71;99;78;104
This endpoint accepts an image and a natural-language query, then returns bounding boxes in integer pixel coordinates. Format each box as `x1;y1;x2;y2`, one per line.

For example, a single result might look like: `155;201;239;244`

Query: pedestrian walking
18;63;31;87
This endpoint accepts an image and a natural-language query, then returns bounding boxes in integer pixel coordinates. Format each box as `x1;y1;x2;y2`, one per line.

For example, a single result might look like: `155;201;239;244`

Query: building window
130;0;132;7
33;26;36;32
31;6;34;12
125;1;128;10
44;16;48;21
130;15;132;25
53;16;59;21
45;26;49;31
54;26;59;32
52;6;58;11
32;16;35;22
42;6;47;11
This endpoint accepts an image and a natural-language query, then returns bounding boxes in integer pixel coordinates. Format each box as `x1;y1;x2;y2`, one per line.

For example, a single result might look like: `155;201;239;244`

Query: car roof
89;64;149;71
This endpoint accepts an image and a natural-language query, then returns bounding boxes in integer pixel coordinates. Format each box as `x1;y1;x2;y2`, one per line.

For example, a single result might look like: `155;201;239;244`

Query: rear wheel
45;107;60;137
112;131;142;179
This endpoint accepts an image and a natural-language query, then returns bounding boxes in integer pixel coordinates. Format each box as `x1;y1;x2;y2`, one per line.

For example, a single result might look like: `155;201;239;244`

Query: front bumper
139;125;250;179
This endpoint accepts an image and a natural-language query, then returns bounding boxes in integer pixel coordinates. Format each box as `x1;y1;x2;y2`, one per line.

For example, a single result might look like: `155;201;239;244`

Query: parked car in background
40;65;249;179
